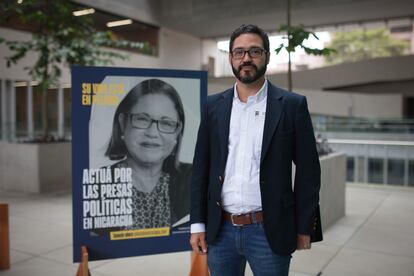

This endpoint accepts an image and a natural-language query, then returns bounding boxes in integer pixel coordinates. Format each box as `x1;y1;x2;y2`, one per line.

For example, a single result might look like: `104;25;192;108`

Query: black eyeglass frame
231;47;267;59
125;113;181;134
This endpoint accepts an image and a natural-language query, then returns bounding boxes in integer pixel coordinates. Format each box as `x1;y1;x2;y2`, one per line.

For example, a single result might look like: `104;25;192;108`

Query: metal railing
0;78;71;142
327;138;414;187
313;116;414;134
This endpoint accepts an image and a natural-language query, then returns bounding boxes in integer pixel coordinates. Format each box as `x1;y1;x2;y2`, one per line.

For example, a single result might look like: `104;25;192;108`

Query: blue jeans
207;221;291;276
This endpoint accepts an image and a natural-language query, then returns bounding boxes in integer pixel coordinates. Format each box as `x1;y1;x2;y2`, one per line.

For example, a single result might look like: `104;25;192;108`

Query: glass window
346;157;354;182
32;86;59;138
409;160;414;187
388;159;405;185
33;85;42;136
368;158;383;184
64;88;71;138
47;88;58;136
15;84;27;138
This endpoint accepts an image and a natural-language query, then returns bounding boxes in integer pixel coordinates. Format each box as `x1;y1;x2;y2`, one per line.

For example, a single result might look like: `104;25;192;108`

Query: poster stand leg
189;252;209;276
76;246;90;276
0;203;10;270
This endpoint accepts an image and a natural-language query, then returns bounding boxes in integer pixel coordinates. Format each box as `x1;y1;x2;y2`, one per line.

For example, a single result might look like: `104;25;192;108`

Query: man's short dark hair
229;24;270;53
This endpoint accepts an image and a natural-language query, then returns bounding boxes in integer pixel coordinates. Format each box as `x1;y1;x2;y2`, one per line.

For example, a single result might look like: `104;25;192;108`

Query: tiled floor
1;184;414;276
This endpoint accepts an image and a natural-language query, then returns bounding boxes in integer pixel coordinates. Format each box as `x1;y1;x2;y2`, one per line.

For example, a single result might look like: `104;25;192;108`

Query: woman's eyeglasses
126;113;180;134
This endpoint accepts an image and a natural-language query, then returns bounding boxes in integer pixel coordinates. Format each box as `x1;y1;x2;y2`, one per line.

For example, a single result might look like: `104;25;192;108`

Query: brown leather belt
223;211;263;226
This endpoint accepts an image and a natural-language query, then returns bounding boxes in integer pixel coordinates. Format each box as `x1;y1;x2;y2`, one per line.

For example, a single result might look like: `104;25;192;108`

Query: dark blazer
190;82;321;256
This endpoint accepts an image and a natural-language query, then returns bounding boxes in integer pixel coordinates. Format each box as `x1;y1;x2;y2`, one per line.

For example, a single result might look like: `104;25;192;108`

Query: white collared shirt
221;80;267;214
191;80;268;233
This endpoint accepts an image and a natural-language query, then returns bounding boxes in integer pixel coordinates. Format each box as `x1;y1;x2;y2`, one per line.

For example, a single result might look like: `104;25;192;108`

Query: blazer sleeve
190;102;210;224
293;96;321;235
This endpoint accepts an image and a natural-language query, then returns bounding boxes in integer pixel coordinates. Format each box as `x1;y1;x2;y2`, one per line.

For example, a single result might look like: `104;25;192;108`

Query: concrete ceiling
77;0;414;39
157;0;414;38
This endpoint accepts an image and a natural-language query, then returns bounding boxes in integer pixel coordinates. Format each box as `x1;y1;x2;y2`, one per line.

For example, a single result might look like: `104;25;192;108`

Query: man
190;24;321;276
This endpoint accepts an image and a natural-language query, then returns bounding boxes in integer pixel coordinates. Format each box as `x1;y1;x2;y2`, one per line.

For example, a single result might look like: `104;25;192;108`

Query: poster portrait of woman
87;76;201;233
105;79;191;229
73;67;205;260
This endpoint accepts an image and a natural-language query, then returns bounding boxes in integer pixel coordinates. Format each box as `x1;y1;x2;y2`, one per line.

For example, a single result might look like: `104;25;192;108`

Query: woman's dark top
111;160;192;229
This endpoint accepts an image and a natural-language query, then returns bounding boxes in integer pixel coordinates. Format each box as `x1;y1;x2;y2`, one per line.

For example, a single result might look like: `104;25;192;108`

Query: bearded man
190;24;321;276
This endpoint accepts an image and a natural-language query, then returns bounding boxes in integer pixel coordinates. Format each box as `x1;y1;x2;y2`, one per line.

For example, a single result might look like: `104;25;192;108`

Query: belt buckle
230;213;243;226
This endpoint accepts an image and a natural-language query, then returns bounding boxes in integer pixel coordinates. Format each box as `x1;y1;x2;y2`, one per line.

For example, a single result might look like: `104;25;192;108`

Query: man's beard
232;61;267;84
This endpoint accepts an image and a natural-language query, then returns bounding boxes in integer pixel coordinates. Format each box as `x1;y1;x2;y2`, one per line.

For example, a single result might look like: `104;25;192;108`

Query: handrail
327;139;414;146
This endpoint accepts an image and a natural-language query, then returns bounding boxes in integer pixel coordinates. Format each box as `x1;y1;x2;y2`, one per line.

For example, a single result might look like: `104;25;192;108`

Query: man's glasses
126;113;180;134
231;47;267;59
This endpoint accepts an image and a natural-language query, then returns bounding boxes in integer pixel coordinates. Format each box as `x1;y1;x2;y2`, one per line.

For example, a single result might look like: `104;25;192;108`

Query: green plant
325;28;409;65
0;0;152;139
275;24;335;91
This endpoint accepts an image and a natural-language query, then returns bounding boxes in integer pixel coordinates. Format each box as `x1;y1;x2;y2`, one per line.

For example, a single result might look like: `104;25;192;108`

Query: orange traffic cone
76;246;90;276
189;252;209;276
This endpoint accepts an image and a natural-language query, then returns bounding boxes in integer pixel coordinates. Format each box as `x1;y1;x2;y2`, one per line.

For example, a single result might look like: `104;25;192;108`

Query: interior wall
298;89;404;119
267;55;414;91
207;80;404;119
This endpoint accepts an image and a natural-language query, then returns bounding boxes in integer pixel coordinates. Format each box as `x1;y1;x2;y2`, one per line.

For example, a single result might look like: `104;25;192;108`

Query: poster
72;66;207;261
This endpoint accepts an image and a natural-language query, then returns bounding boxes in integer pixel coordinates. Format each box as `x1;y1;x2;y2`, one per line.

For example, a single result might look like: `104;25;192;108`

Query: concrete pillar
404;149;409;186
1;79;7;141
57;83;64;139
383;145;388;185
411;21;414;53
354;145;359;182
27;81;34;140
9;81;16;141
364;145;368;183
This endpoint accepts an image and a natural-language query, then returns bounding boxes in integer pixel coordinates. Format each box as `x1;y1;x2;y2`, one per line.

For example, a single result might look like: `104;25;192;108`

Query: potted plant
0;0;150;192
0;0;151;140
275;0;335;91
275;24;335;92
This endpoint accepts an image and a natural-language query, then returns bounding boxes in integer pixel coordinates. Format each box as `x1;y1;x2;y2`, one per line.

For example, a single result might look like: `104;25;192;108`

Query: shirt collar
233;79;268;103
